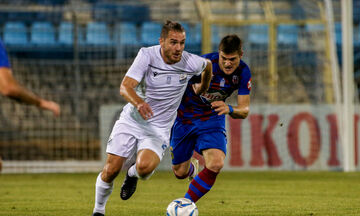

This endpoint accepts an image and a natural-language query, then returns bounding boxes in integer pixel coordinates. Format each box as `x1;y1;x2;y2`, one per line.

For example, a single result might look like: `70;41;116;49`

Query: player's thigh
106;125;138;159
170;121;196;165
195;130;227;155
136;136;167;171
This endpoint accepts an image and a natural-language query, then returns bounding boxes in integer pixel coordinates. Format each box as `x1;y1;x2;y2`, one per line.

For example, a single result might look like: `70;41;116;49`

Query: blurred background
0;0;359;173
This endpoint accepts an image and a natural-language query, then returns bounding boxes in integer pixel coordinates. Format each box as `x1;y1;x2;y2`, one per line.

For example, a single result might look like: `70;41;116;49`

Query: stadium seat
335;23;342;46
93;2;150;24
181;22;201;55
277;25;298;46
58;22;73;45
86;22;112;45
212;25;222;45
114;22;138;45
3;21;28;45
140;21;162;46
249;25;268;46
35;0;68;6
30;22;56;45
354;26;360;46
114;22;140;59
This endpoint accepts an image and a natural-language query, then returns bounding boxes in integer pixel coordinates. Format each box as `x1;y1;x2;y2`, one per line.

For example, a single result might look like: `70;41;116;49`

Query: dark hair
219;34;242;55
160;20;185;39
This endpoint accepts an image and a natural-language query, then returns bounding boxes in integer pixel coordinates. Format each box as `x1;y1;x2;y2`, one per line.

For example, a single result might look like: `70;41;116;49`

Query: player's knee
207;159;224;173
136;161;155;177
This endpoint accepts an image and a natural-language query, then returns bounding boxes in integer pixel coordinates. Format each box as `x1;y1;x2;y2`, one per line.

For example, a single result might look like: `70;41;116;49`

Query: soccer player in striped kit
92;20;212;216
170;34;251;203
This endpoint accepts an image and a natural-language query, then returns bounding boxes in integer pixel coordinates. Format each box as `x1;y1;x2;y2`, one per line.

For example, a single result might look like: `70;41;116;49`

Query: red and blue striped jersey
176;52;251;124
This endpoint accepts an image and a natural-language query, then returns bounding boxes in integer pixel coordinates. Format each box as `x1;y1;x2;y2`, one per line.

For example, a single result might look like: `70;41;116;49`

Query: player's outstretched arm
120;76;153;120
0;67;61;117
193;59;212;95
211;94;250;119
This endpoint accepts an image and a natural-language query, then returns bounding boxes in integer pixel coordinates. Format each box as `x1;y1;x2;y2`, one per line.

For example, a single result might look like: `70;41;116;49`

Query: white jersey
120;45;207;139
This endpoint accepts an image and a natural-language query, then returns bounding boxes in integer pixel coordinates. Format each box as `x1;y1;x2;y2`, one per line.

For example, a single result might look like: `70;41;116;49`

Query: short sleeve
0;40;10;68
185;53;207;76
238;65;252;95
125;48;150;82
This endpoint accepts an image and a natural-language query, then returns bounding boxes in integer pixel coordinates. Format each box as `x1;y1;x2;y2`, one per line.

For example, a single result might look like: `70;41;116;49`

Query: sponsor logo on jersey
166;76;171;84
247;78;252;91
200;89;228;104
179;73;187;84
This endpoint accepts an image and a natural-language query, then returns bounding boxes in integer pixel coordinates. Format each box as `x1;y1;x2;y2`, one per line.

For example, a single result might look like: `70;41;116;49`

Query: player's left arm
211;94;250;119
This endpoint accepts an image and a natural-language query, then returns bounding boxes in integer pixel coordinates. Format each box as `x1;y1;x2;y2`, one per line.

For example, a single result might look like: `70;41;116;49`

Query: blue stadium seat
86;22;112;45
3;21;28;45
212;25;222;45
140;21;162;45
354;26;360;46
277;25;298;46
114;22;140;59
115;22;138;45
30;22;56;45
191;23;202;46
249;25;268;45
93;2;150;24
178;22;201;54
335;23;342;45
58;22;73;45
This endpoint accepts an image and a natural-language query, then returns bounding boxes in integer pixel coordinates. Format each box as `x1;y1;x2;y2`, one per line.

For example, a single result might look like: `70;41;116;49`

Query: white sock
127;164;155;180
127;164;140;178
93;172;113;214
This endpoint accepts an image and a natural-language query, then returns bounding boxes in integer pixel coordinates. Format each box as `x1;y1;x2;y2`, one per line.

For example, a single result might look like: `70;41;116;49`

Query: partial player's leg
185;148;225;202
93;121;138;216
184;120;227;203
120;137;164;200
170;119;197;179
172;157;198;181
93;153;126;216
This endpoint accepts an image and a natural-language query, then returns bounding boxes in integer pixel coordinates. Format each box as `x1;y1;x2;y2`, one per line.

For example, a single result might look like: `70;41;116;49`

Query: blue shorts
170;117;227;165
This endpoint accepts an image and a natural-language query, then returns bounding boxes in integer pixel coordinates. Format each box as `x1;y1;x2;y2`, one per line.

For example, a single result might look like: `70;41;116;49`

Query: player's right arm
0;67;60;117
120;76;153;120
120;48;153;120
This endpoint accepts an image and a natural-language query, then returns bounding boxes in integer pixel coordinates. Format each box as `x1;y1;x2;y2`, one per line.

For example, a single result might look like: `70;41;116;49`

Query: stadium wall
100;104;360;171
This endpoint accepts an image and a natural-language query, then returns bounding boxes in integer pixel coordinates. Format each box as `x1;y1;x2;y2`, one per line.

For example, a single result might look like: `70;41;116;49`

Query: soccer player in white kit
92;20;212;216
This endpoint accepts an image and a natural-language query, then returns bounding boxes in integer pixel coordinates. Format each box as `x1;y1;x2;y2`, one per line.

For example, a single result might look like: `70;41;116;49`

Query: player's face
160;30;186;64
219;51;242;75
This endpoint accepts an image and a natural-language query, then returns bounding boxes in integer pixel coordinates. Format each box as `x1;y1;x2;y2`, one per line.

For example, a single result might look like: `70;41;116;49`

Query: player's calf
172;158;199;181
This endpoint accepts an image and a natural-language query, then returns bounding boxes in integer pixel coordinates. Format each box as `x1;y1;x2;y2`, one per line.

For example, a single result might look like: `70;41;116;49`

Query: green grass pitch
0;171;360;216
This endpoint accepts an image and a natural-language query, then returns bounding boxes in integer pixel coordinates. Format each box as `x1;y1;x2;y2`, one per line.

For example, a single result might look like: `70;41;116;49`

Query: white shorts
106;117;170;161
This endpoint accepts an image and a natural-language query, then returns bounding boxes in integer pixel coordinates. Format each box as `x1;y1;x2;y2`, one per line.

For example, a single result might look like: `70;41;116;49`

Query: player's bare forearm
229;105;249;119
193;60;212;95
0;67;60;117
230;94;250;119
211;95;250;119
120;76;153;120
0;67;41;106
